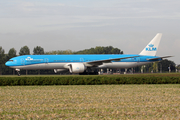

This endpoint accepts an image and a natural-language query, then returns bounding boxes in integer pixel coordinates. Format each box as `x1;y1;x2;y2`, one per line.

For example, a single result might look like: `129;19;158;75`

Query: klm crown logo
25;57;33;61
146;44;157;51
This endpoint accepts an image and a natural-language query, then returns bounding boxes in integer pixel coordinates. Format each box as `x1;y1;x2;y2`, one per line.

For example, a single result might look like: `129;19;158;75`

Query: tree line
0;45;178;75
0;46;123;75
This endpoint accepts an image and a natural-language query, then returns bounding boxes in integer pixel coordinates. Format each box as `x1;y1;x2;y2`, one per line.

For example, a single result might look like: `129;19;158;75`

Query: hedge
0;76;180;86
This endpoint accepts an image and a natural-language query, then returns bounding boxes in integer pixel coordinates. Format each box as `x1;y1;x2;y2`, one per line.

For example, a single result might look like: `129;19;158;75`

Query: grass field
0;85;180;119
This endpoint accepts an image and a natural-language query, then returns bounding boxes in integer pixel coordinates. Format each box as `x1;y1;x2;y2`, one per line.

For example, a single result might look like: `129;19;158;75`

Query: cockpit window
9;60;13;62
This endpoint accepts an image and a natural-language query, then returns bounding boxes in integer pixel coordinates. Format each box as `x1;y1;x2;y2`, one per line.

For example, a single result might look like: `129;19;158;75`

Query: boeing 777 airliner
5;33;172;75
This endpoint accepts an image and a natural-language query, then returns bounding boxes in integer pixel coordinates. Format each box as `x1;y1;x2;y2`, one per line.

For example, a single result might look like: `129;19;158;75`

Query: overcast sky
0;0;180;64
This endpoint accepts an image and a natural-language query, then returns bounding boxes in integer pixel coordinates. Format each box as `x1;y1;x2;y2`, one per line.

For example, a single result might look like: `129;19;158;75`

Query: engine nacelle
68;63;87;73
54;69;68;73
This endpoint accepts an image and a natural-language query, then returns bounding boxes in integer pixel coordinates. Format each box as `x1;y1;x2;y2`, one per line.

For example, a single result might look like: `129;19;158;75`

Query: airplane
5;33;172;76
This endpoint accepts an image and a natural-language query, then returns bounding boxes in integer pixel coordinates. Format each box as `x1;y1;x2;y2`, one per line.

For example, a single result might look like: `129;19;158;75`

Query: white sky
0;0;180;64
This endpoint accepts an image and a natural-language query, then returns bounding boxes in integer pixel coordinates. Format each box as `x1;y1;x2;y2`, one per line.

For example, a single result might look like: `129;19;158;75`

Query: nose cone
5;61;10;66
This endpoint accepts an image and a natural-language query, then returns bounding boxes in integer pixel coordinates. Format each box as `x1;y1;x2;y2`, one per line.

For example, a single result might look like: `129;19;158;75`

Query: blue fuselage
5;54;161;70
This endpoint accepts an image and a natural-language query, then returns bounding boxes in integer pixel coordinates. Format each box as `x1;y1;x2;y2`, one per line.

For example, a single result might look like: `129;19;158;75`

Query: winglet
139;33;162;56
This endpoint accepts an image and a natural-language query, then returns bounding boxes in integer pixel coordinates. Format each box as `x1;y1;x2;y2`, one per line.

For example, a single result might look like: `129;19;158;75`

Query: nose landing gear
15;69;21;76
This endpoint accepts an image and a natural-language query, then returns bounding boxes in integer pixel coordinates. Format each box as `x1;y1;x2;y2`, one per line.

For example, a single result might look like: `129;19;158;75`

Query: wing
84;56;140;67
146;56;173;61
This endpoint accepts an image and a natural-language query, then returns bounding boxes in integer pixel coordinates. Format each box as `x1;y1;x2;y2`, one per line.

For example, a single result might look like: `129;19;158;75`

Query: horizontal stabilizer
146;56;173;61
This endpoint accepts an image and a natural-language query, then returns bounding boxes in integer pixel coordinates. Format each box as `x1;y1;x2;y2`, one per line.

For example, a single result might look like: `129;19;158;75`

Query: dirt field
0;85;180;119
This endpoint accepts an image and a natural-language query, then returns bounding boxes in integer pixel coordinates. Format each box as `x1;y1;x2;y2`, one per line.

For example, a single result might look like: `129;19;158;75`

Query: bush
0;76;179;86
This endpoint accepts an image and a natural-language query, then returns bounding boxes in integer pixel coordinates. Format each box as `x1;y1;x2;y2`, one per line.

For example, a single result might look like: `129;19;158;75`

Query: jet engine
68;63;87;73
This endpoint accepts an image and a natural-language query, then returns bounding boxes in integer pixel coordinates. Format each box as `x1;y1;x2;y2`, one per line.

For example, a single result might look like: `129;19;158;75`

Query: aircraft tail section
139;33;162;56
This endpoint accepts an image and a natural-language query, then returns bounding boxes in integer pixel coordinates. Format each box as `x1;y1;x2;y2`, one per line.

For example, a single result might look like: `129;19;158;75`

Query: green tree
64;50;73;54
8;48;16;59
5;48;17;75
0;47;5;75
158;59;176;72
153;62;158;73
19;46;30;55
74;46;123;54
0;46;5;59
19;46;30;75
33;46;44;55
45;50;73;55
177;65;180;72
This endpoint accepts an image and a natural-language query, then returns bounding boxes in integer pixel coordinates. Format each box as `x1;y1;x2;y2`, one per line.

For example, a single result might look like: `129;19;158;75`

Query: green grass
0;85;180;119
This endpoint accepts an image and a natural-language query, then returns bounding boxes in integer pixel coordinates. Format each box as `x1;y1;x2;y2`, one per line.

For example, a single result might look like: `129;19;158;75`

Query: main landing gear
79;71;98;75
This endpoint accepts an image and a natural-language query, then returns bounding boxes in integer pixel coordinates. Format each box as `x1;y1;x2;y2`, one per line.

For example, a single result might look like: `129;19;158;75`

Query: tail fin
139;33;162;56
